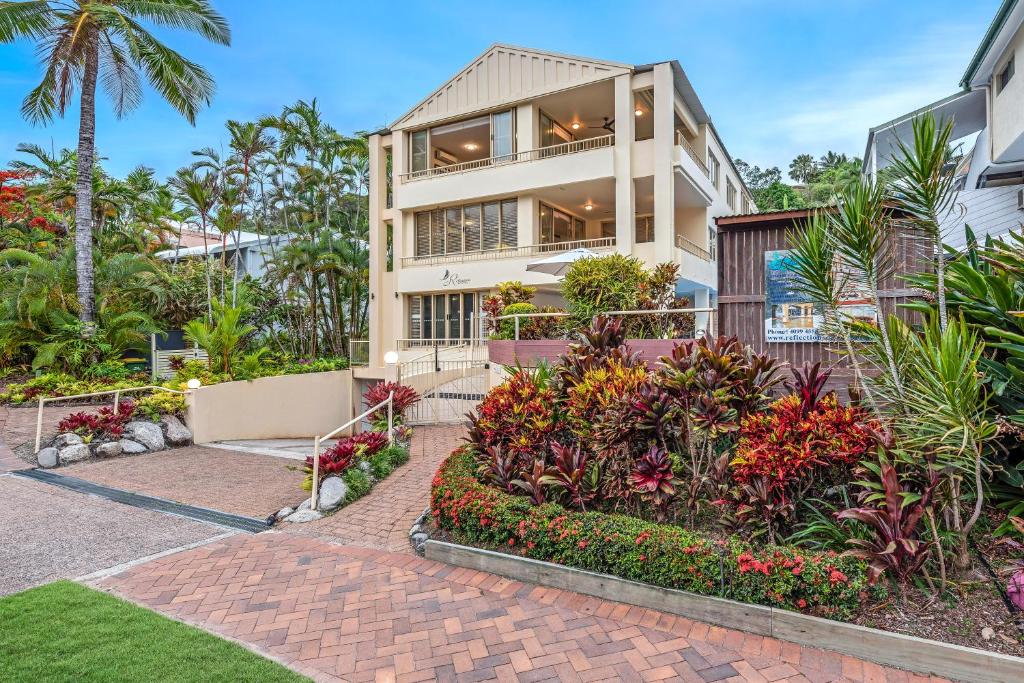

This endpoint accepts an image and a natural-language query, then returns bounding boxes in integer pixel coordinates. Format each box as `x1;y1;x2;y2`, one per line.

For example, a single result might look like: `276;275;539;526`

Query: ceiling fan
571;117;614;133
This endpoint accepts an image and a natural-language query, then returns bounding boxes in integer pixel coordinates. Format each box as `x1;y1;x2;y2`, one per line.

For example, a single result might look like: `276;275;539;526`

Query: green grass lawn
0;581;308;683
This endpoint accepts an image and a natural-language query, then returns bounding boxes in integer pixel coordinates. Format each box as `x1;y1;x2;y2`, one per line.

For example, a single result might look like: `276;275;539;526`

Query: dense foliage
432;448;870;617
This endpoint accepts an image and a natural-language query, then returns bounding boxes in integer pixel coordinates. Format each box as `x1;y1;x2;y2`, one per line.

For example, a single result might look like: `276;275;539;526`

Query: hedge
431;448;871;619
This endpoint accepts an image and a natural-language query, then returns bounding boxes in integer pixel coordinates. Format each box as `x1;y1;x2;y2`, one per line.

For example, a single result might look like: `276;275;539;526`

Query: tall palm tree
170;166;218;320
0;0;230;328
788;153;817;184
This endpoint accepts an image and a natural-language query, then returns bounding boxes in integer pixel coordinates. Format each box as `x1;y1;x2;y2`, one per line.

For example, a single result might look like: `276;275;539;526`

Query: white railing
675;133;710;179
348;339;369;367
494;307;717;340
309;391;394;511
400;134;614;182
397;338;488;351
35;385;189;453
676;234;713;261
401;236;615;267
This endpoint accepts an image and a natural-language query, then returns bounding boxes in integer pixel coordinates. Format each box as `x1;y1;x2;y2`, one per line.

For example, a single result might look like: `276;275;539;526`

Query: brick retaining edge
424;539;1022;683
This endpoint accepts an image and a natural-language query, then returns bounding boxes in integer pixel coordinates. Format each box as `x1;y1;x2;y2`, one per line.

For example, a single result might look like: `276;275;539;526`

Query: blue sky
0;0;1001;180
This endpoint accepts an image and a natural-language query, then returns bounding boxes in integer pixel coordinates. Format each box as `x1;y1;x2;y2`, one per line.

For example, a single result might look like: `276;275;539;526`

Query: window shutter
500;199;518;248
445;207;463;254
414;212;430;256
482;201;500;250
409;296;422;339
463;204;481;252
430;208;445;255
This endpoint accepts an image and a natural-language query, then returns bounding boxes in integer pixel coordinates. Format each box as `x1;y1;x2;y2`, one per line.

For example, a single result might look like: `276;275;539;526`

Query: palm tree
788;154;817;184
0;0;230;328
170;167;219;320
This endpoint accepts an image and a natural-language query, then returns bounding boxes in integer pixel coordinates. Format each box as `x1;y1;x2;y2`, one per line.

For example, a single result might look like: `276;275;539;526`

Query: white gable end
392;45;631;131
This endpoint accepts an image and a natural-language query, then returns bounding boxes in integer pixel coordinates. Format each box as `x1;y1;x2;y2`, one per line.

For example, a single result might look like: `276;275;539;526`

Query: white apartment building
366;45;753;369
865;0;1024;248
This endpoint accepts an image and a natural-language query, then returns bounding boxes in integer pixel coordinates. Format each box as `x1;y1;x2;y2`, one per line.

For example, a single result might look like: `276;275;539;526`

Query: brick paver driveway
0;404;84;472
99;533;928;683
294;426;464;551
63;445;306;519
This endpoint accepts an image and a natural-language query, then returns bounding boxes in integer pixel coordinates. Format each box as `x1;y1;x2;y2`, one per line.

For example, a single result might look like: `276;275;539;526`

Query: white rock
36;447;58;468
276;507;294;520
95;441;123;458
119;439;147;454
284;509;323;523
58;443;92;464
358;461;372;474
317;477;348;511
296;498;312;512
981;627;995;641
161;415;192;446
124;421;165;451
51;433;82;449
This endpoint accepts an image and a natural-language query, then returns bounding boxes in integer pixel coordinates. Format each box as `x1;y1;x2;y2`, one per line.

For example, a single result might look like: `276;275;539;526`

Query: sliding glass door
408;293;482;344
491;110;513;161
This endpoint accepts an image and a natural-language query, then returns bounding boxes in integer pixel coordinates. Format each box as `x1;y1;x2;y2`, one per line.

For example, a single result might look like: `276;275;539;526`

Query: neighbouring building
155;227;292;281
864;0;1024;248
366;44;754;370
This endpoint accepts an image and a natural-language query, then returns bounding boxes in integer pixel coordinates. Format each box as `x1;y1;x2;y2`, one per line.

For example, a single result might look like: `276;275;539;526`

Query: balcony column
368;134;386;367
614;74;635;255
692;287;711;337
653;63;675;258
518;196;537;249
516;102;536;152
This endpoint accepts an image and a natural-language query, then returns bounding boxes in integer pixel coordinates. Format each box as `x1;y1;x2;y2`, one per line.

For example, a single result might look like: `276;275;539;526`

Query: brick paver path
0;404;83;472
294;426;465;551
64;445;306;518
99;533;935;683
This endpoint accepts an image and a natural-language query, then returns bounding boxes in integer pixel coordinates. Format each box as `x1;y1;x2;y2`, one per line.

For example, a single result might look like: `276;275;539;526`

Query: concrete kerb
424;539;1023;683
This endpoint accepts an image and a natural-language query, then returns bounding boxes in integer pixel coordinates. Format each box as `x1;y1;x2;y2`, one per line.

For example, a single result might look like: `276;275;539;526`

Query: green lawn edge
0;581;309;683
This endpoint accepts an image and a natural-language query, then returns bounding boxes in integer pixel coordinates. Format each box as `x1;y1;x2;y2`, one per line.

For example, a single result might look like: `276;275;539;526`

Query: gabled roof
390;44;632;131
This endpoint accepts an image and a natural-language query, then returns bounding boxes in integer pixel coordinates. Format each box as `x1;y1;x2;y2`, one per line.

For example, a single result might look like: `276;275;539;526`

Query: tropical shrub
57;401;136;440
561;253;648;328
183;299;255;376
494;302;537;340
363;381;420;423
302;430;390;490
467;367;559;468
0;373;146;405
134;393;186;421
432;449;869;618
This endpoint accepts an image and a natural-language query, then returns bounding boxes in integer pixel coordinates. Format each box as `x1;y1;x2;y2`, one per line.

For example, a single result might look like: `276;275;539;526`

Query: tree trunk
74;39;100;328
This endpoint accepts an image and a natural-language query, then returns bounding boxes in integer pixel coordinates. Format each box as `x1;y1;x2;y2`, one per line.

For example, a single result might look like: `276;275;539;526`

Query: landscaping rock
95;441;123;458
51;433;82;449
284;509;322;523
358;461;372;474
296;498;312;512
124;421;165;451
119;439;147;454
58;443;91;464
317;477;348;511
276;507;294;520
36;447;58;468
160;416;192;446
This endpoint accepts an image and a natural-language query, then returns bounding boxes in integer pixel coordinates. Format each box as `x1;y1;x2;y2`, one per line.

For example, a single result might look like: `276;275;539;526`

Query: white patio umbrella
525;248;597;278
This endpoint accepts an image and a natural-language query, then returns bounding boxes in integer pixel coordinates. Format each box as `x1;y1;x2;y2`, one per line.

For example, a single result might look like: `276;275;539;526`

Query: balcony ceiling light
463;142;479;151
634;108;644;117
584;203;593;211
570;121;581;130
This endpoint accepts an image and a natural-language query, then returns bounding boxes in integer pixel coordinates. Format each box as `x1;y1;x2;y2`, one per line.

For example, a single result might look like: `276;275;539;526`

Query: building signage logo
440;269;470;288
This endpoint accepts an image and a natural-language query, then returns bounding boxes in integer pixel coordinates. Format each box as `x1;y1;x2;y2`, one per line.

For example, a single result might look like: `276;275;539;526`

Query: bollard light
186;378;202;390
383;350;399;365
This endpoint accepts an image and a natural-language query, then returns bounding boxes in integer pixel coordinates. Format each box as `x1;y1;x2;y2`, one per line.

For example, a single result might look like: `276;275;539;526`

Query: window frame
997;54;1015;94
726;179;737;210
707;150;721;189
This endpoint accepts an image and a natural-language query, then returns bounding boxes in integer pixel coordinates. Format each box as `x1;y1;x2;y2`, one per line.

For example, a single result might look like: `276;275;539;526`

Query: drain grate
14;469;272;534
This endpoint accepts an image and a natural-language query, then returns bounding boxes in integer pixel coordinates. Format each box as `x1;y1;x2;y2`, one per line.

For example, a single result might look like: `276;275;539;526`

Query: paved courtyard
0;403;83;472
63;445;307;519
0;474;227;596
294;426;464;550
98;533;929;683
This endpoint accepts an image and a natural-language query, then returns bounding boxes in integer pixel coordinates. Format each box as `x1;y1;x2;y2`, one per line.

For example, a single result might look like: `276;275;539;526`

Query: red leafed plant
305;430;389;478
364;381;420;423
837;455;941;584
1009;566;1024;611
630;445;678;521
785;362;832;417
731;393;876;505
57;401;136;440
541;442;600;510
466;368;558;468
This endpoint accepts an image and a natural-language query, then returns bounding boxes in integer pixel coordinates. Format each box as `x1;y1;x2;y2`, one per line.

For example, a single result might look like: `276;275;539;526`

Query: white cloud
739;20;984;172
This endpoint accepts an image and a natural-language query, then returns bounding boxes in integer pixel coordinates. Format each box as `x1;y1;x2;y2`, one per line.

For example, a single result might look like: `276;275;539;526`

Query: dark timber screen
714;208;930;395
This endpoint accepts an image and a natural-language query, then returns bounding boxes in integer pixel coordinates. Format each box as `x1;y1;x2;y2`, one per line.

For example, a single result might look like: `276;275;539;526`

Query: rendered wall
186;370;354;443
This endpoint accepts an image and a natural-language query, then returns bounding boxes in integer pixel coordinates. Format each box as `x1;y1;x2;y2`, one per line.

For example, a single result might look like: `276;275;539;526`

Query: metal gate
400;356;489;425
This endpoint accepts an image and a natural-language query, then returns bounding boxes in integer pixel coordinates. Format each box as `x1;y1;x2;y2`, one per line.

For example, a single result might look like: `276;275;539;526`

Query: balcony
401;236;616;267
399;134;614;183
676;234;712;261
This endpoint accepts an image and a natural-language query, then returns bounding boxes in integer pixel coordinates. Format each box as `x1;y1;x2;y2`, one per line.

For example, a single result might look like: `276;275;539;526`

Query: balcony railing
400;134;614;182
401;236;616;267
676;133;710;179
676;234;713;261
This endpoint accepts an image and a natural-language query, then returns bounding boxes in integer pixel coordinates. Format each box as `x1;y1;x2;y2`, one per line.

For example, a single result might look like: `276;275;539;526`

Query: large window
726;179;737;210
413;198;517;257
540;203;585;244
708;150;721;189
407;292;483;343
635;215;654;244
708;225;717;260
407;110;514;174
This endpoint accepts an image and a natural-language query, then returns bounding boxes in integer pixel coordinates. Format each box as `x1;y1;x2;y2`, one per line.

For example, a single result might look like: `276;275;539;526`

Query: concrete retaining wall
186;370;355;443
